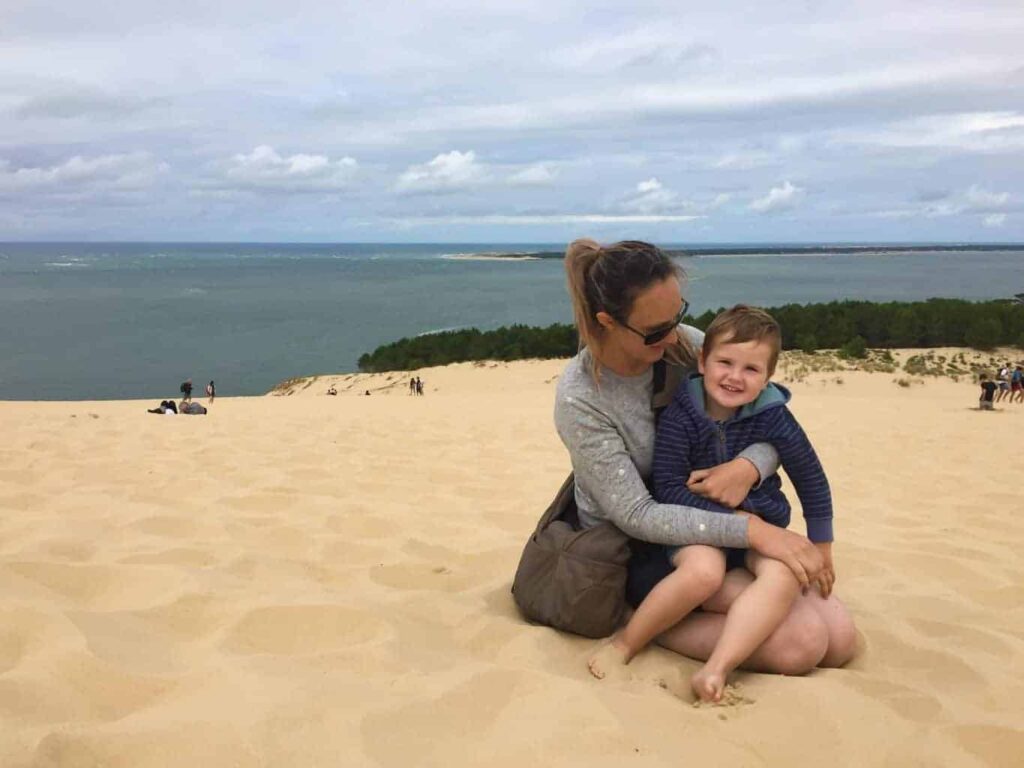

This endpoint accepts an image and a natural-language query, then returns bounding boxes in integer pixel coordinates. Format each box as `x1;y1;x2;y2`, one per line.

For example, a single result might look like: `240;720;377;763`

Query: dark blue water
0;242;1021;400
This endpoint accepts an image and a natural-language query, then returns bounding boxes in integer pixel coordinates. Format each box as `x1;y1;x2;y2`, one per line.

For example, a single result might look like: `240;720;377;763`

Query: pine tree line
357;299;1024;372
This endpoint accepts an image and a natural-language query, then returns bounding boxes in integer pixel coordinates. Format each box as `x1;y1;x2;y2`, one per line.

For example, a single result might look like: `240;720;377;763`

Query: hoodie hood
683;374;790;423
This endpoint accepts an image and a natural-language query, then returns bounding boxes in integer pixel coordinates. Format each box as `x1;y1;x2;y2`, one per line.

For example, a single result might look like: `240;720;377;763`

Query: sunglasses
621;300;689;345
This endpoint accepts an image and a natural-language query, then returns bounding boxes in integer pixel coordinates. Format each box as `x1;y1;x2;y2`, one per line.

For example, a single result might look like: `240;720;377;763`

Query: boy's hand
687;457;759;509
814;542;836;598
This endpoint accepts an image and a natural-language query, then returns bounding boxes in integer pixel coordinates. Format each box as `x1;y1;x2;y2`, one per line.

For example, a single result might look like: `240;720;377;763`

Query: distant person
365;390;371;396
206;380;216;404
979;373;997;411
180;378;193;402
415;376;424;396
147;400;178;414
1011;366;1023;404
179;400;207;415
409;377;416;395
327;384;337;396
995;365;1011;403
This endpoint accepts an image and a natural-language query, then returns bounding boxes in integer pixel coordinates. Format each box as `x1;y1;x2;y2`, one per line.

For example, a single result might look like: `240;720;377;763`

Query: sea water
0;242;1020;400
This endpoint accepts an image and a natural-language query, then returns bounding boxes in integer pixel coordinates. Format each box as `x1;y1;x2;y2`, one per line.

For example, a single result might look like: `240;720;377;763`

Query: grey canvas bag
510;359;683;638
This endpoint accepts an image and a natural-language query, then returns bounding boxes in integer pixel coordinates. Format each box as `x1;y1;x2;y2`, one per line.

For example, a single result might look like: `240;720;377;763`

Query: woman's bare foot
690;665;727;702
587;636;633;680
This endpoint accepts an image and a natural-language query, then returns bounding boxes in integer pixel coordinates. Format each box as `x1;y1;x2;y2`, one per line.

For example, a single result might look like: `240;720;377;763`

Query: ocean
1;242;1021;401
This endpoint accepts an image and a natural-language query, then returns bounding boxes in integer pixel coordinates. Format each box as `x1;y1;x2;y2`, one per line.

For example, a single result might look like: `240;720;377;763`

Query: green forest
357;299;1024;372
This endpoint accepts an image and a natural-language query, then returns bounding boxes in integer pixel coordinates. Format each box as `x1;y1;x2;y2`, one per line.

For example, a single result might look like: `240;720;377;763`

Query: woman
553;239;856;680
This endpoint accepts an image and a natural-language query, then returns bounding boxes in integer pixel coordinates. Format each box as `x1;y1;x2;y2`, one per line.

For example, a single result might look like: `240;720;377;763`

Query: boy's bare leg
690;551;801;701
588;545;724;678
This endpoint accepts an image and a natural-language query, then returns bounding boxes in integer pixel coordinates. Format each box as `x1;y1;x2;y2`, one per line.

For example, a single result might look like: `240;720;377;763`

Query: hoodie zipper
714;421;757;514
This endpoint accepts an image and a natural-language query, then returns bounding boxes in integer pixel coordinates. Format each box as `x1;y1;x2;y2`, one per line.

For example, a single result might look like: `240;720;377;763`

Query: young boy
611;305;835;702
979;373;997;410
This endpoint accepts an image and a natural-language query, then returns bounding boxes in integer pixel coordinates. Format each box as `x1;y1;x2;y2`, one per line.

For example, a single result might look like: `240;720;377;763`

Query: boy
612;305;834;702
979;373;997;410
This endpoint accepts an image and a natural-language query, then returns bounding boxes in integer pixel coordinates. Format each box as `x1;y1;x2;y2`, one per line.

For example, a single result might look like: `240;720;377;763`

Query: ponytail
563;238;697;382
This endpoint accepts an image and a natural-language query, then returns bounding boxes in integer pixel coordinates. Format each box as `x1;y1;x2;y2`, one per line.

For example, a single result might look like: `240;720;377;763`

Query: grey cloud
15;89;163;119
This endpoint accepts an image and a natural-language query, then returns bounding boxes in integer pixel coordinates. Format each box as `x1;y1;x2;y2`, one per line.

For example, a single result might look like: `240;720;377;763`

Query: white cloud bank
749;181;803;213
396;150;485;192
218;145;357;192
396;151;555;192
0;152;167;196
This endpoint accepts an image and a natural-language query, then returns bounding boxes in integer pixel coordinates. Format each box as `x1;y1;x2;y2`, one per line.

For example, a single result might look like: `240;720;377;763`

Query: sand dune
1;353;1022;767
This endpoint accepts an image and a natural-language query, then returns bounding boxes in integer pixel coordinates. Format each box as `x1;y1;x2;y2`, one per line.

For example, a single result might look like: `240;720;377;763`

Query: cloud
0;152;168;196
554;31;718;73
395;212;702;226
396;150;485;193
217;145;357;192
867;183;1016;222
621;177;681;214
749;181;803;213
830;111;1024;153
965;184;1010;210
712;151;775;170
15;88;161;119
507;163;556;186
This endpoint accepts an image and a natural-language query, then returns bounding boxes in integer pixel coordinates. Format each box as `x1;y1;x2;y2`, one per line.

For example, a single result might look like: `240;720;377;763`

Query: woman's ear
595;311;616;332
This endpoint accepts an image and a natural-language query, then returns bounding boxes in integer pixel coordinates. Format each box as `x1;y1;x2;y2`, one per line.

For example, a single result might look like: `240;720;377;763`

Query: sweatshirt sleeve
771;407;834;542
554;393;749;548
652;400;734;514
737;442;780;488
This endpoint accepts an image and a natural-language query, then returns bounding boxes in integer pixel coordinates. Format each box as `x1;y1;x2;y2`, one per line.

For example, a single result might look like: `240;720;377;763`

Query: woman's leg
656;567;856;676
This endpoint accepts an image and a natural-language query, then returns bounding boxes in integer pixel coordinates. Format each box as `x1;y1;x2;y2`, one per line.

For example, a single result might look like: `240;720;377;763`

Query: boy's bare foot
587;636;632;680
691;665;727;702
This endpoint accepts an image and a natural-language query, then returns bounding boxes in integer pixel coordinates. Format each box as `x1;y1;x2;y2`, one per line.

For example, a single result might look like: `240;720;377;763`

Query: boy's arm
653;402;734;514
770;408;834;543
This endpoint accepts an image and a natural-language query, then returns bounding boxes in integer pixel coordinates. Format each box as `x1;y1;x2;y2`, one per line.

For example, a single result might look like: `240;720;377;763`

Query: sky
2;0;1023;243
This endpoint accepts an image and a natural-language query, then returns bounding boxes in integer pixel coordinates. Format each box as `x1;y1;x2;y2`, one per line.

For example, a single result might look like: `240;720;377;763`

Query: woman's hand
686;457;760;509
814;542;835;598
744;516;824;588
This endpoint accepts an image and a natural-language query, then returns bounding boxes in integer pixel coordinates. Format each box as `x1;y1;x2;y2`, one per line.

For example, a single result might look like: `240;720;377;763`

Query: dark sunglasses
621;300;689;345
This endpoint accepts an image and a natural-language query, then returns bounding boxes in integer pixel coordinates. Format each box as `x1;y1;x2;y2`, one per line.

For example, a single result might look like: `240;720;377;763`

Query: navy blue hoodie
652;375;833;543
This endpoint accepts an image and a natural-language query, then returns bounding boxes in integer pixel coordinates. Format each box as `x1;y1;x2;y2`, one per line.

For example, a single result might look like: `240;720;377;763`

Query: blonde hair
703;304;783;376
564;238;696;381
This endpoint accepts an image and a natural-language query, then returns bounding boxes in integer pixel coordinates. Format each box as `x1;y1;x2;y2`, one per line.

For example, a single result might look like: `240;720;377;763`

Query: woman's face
606;276;685;367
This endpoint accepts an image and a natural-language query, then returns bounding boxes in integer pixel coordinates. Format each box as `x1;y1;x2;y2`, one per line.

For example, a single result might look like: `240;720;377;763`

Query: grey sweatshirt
553;327;779;548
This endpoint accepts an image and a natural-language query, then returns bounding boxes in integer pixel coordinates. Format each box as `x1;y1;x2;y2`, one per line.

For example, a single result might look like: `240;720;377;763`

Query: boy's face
699;336;774;411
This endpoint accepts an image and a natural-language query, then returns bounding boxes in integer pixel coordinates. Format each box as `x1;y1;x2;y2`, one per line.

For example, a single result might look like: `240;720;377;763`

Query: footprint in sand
586;643;720;704
0;651;175;724
947;724;1024;767
369;562;473;592
221;605;389;655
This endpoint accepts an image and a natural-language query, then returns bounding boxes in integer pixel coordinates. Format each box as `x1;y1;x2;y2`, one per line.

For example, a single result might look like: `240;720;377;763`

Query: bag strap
533;472;576;536
651;359;685;419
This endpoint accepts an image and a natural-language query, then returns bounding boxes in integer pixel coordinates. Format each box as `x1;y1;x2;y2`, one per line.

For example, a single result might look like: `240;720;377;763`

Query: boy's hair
703;304;783;376
980;373;990;381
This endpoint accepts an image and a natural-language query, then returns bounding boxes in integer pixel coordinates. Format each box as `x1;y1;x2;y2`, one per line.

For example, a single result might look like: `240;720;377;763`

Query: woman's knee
769;611;829;675
816;598;858;668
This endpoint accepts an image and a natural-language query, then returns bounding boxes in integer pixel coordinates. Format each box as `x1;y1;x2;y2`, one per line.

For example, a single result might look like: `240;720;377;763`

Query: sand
1;352;1022;767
